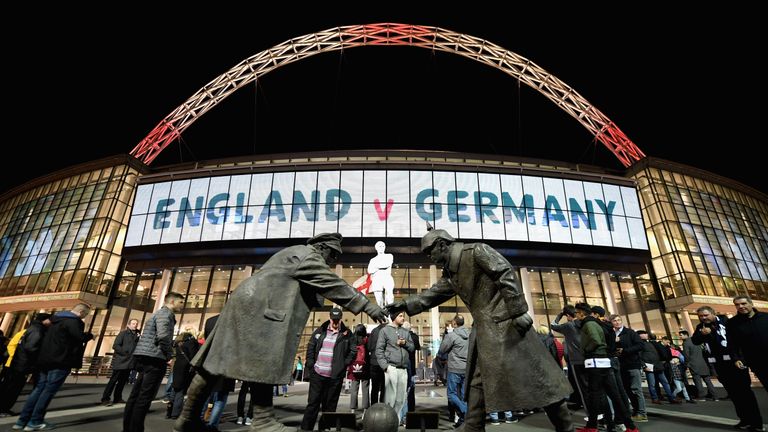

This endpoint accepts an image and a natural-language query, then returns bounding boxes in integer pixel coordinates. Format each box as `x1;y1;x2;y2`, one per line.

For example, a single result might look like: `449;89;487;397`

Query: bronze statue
174;233;387;432
386;225;574;432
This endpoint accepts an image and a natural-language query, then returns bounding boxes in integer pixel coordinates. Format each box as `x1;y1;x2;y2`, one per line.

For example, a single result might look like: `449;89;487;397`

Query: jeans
164;372;175;400
17;368;70;426
621;368;646;416
645;370;675;402
446;372;467;418
204;390;228;426
489;411;515;422
672;379;690;401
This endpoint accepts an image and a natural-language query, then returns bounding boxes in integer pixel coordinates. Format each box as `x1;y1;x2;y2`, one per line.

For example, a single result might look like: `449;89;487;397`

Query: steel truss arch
131;23;645;167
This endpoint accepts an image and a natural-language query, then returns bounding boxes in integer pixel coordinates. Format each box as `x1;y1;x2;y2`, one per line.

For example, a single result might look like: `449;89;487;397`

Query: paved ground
0;376;765;431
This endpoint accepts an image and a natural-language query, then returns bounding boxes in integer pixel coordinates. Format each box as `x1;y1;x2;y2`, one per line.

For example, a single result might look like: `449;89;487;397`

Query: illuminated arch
131;23;645;167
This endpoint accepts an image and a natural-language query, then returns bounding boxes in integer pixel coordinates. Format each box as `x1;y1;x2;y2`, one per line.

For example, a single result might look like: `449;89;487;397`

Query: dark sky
3;8;765;195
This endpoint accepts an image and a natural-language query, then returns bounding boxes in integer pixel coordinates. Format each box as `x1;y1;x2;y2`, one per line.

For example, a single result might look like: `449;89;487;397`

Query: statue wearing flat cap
386;224;573;432
175;233;387;432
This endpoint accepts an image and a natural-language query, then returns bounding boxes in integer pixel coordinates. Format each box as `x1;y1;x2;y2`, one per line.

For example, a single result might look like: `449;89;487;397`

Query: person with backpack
348;324;370;412
0;313;52;417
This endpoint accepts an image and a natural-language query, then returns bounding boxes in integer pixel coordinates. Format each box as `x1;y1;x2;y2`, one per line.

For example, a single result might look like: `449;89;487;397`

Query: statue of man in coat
174;233;388;432
386;226;574;432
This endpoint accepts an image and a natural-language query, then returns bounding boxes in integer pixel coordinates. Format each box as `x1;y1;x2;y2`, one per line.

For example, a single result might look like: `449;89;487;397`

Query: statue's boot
544;399;575;432
250;405;297;432
173;374;213;432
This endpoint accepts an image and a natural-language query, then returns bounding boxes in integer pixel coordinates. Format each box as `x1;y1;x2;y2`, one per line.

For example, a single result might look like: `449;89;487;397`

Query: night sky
3;8;764;195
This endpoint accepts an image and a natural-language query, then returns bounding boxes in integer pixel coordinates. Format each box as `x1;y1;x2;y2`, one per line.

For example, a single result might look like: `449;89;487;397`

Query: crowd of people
0;228;764;432
549;295;766;432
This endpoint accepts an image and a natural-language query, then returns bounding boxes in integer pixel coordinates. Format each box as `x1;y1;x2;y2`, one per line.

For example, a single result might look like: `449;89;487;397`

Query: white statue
367;241;394;307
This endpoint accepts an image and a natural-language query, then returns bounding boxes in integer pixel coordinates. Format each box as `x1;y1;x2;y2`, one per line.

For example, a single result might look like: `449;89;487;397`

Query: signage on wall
125;170;648;250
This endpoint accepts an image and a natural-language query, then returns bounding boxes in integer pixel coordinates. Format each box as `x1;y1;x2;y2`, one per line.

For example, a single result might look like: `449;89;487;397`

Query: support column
243;265;253;278
153;268;173;313
601;272;619;316
680;310;694;335
519;267;536;325
0;312;14;334
429;265;441;357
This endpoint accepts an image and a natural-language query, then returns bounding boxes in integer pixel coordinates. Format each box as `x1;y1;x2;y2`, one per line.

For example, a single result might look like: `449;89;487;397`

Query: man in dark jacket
609;314;647;422
576;304;637;432
13;304;93;431
637;331;676;404
367;322;387;404
102;318;140;406
0;312;51;416
300;308;357;432
124;292;185;432
727;295;768;390
386;227;572;432
693;305;763;431
176;233;386;432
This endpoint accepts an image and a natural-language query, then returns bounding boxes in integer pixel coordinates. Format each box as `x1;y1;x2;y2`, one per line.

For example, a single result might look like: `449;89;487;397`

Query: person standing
575;303;638;432
0;313;51;417
552;305;587;412
609;314;647;422
300;308;357;432
294;356;304;382
376;310;414;424
727;295;768;390
123;292;185;432
13;303;93;431
692;306;763;431
348;324;370;412
175;233;386;432
679;330;718;400
367;322;388;404
439;315;469;427
403;320;420;414
102;318;140;406
385;226;573;432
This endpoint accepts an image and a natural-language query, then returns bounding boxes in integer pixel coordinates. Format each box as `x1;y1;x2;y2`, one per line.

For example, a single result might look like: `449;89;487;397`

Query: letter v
374;199;394;220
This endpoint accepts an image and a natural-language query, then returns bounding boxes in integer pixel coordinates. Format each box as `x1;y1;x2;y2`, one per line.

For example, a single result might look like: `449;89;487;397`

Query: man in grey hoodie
439;315;470;427
376;310;415;423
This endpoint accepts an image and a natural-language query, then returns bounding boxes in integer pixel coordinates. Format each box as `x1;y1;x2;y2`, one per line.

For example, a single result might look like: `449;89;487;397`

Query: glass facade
631;163;768;301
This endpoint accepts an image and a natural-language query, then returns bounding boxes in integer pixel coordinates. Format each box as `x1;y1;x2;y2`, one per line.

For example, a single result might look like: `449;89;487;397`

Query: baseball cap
330;307;343;320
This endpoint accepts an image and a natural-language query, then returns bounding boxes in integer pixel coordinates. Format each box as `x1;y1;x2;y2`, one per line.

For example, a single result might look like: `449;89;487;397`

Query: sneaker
283;393;289;397
12;423;25;431
505;417;519;424
245;417;252;426
584;414;605;421
630;415;648;423
686;399;697;404
101;400;113;406
114;399;126;404
23;423;56;431
236;417;244;425
735;421;751;430
490;419;501;425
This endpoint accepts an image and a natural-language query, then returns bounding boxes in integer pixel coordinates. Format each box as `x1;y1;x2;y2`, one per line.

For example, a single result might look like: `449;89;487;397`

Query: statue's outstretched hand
363;302;388;323
383;300;406;318
512;313;533;337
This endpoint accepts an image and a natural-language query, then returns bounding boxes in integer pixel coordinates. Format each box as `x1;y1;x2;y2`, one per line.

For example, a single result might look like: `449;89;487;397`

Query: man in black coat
610;314;647;422
367;322;387;404
727;295;768;390
0;313;51;416
300;308;357;432
692;305;763;431
13;304;93;431
101;318;140;406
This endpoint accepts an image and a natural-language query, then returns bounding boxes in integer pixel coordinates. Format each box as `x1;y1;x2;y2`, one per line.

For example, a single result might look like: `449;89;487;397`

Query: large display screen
125;170;648;250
